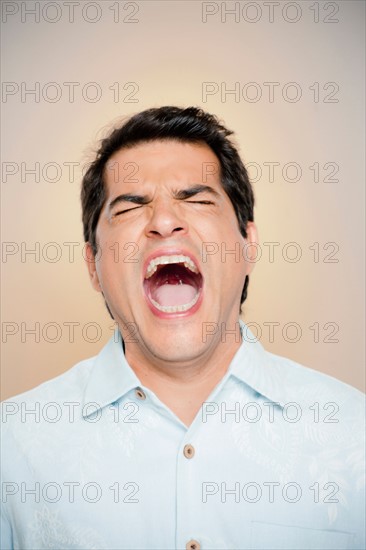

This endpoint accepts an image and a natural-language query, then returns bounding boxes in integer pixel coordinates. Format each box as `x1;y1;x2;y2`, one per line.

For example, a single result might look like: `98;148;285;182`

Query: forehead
104;140;221;190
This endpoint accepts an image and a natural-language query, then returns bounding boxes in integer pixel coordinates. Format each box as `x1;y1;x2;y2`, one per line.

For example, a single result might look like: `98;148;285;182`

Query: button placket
183;444;195;459
186;539;201;550
176;434;202;549
135;387;146;400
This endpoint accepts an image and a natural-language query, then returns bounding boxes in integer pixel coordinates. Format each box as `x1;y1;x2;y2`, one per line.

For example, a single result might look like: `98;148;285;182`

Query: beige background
1;0;365;399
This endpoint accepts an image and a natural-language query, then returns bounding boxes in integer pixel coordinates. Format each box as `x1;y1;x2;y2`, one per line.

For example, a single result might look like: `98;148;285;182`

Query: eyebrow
173;185;220;200
107;185;220;211
108;194;150;211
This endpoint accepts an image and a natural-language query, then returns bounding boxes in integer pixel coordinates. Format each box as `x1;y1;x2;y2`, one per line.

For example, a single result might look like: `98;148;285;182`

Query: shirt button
183;444;195;459
135;387;146;400
186;540;201;550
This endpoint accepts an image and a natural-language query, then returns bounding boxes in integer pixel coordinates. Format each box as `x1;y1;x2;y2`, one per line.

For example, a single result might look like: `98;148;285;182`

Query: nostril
146;220;187;238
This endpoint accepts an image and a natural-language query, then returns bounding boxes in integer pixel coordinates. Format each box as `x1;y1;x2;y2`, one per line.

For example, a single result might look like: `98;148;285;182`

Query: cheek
96;226;137;270
213;227;247;267
96;248;143;298
226;232;245;254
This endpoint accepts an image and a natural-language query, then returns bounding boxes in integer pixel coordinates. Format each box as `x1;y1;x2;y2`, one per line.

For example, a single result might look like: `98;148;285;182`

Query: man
1;106;364;549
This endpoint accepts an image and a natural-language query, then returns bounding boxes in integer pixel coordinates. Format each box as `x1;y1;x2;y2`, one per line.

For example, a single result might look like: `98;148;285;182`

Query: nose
144;198;188;239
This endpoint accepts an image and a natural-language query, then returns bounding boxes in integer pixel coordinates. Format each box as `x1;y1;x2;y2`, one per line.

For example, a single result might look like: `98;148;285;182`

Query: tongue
154;283;197;306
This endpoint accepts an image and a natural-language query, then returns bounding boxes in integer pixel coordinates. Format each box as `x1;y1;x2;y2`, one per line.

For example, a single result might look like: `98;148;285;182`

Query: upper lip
142;248;202;280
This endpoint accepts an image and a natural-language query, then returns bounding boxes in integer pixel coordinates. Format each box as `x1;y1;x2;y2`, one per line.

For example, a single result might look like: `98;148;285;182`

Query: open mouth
143;255;203;314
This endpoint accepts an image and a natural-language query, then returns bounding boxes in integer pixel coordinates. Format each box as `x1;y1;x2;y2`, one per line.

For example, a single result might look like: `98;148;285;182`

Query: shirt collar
82;330;140;417
83;320;286;417
228;320;286;407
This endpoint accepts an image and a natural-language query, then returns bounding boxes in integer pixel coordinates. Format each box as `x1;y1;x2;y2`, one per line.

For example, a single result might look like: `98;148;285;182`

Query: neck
124;326;243;426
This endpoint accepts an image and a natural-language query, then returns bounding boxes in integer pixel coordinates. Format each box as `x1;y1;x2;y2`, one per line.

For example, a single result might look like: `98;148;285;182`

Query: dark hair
81;106;255;306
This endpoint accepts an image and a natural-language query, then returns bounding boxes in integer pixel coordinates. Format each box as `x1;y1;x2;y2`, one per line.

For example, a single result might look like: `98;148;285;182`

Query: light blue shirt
1;322;365;549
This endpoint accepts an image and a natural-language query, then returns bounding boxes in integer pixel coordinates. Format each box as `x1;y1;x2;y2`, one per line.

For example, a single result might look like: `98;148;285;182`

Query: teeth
145;255;199;279
150;292;200;313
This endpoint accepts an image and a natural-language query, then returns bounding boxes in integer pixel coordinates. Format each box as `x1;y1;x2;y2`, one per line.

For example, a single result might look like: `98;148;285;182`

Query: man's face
86;140;257;365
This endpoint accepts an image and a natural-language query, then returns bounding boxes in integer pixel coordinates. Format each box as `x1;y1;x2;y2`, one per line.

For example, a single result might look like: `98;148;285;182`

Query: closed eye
113;206;143;216
186;200;214;205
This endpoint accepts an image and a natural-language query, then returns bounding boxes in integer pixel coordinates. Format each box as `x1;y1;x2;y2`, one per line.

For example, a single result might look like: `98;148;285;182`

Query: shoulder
259;349;365;443
0;351;103;481
239;320;365;412
267;349;364;405
0;353;97;422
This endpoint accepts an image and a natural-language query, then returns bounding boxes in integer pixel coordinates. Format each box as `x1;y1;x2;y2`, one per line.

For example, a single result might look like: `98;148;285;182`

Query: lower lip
144;286;204;319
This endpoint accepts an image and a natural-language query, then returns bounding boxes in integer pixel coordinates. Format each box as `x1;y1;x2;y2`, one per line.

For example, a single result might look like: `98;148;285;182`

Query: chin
147;327;208;362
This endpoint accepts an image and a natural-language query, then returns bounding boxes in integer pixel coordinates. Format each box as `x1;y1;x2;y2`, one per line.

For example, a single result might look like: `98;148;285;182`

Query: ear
85;242;102;292
244;222;259;276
